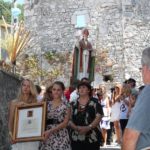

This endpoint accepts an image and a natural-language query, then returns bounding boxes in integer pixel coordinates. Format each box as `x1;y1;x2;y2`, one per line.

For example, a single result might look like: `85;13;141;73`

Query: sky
4;0;24;4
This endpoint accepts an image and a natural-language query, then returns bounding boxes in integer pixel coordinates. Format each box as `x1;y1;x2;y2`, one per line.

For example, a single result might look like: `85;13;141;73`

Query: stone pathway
100;143;121;150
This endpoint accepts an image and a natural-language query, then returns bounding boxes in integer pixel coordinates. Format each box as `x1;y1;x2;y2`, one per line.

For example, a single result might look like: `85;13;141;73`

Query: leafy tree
0;0;24;24
17;3;24;21
0;0;11;23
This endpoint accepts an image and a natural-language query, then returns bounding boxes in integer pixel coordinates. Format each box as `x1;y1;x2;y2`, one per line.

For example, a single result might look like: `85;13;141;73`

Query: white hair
141;47;150;68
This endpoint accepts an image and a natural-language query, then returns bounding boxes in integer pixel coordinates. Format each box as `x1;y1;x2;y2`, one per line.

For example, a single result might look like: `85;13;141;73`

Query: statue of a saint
71;28;95;85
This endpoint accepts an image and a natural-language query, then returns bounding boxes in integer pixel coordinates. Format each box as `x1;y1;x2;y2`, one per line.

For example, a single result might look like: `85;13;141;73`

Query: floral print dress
40;101;71;150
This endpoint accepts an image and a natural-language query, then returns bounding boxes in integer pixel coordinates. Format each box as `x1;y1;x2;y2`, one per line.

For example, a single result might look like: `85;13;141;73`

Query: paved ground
100;143;121;150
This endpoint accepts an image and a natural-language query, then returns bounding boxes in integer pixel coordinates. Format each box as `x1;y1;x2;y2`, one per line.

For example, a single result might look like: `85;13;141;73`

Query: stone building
24;0;150;86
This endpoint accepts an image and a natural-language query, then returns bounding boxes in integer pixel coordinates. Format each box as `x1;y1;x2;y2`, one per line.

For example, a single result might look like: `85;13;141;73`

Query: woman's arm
123;97;130;106
106;97;110;116
54;108;70;131
69;113;102;134
43;107;71;141
48;108;71;133
89;114;101;128
78;100;103;135
69;121;79;131
111;92;115;105
78;114;101;135
115;94;122;102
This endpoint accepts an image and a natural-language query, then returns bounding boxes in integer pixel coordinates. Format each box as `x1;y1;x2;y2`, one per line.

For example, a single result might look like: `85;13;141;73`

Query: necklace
79;104;86;109
78;102;88;112
78;104;86;112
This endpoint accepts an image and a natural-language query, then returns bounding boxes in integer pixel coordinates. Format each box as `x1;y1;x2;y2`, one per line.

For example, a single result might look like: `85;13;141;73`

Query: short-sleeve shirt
70;90;79;103
126;85;150;150
120;97;129;119
70;98;103;143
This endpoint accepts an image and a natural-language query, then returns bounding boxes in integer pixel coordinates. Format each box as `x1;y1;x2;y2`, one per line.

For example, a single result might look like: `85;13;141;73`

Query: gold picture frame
13;102;46;142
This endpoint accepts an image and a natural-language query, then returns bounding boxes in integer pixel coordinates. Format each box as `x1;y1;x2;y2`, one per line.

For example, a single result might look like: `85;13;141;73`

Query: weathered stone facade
24;0;150;85
0;70;21;150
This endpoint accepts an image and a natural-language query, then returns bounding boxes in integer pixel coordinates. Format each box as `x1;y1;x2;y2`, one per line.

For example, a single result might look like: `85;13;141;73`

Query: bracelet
88;124;93;130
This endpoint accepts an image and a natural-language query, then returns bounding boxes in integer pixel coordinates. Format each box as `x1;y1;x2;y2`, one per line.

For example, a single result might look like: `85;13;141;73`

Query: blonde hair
18;79;37;103
115;84;122;96
113;84;122;102
122;86;131;96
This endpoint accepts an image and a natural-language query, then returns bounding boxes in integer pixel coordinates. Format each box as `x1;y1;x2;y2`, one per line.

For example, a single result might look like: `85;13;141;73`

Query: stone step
101;148;120;150
100;144;121;150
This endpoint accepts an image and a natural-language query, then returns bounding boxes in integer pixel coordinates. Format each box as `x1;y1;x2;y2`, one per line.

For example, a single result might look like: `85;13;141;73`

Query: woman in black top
69;82;103;150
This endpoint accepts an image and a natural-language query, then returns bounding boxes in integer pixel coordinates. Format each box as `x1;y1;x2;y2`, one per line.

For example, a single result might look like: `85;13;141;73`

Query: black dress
70;98;103;150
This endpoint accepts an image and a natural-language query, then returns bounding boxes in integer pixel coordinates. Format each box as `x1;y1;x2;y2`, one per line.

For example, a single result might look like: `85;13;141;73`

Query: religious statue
71;28;95;85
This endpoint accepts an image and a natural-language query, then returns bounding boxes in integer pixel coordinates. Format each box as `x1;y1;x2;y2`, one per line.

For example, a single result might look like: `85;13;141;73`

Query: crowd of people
8;47;150;150
67;77;144;147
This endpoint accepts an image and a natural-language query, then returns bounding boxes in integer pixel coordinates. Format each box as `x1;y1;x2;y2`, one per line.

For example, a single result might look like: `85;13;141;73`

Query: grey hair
141;47;150;67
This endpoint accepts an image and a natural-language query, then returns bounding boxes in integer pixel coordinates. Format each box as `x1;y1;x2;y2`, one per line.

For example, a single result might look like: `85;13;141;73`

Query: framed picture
13;102;46;142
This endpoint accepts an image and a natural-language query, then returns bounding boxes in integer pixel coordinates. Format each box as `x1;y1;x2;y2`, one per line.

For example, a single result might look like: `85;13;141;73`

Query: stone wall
24;0;150;85
0;70;21;150
121;0;150;82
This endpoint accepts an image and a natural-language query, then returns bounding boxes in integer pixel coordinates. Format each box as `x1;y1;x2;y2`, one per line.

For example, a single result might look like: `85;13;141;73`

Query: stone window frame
71;10;90;29
76;15;86;28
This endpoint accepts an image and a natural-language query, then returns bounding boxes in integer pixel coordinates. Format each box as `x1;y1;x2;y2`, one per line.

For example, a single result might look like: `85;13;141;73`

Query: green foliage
44;51;71;64
24;55;42;77
44;51;55;61
50;68;62;78
19;51;72;83
25;55;38;68
0;0;24;24
0;0;11;23
17;4;24;21
22;54;63;82
42;51;72;83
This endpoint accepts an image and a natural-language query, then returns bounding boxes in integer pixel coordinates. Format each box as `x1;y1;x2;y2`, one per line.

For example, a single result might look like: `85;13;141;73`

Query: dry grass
0;16;31;64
